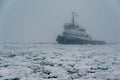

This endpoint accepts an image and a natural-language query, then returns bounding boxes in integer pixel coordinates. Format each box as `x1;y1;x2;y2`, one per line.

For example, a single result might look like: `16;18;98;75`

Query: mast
72;11;78;26
72;11;75;26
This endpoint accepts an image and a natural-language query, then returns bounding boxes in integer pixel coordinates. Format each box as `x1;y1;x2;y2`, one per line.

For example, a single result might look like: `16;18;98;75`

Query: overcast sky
0;0;120;43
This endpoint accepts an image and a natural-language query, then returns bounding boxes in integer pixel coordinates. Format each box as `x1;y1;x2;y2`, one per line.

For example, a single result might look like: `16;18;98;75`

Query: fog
0;0;120;43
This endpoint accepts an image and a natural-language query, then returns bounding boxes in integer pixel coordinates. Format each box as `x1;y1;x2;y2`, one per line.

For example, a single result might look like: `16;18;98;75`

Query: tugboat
56;12;106;45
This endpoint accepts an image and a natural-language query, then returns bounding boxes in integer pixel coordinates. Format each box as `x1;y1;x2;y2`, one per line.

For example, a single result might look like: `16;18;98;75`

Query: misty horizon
0;0;120;43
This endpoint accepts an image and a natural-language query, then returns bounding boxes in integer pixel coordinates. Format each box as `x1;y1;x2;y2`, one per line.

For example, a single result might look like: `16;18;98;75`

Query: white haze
0;0;120;43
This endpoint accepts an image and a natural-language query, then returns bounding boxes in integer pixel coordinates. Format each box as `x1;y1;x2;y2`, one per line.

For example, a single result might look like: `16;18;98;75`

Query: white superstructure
63;12;92;40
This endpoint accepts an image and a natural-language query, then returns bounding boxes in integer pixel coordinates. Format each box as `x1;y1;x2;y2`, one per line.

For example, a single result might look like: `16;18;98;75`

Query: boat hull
56;35;106;45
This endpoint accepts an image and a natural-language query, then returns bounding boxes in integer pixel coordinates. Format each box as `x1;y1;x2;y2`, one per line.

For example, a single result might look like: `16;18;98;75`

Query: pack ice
0;44;120;80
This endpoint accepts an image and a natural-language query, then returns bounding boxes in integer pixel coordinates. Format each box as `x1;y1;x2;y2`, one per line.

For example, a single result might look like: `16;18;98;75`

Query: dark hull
56;35;106;45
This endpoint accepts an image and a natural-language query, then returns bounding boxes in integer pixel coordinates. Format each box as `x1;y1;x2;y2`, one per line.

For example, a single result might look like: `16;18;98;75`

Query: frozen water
0;43;120;80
